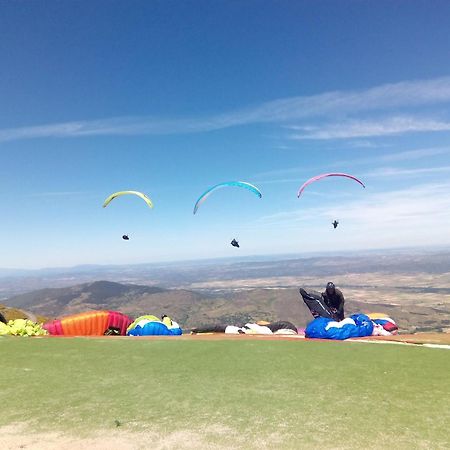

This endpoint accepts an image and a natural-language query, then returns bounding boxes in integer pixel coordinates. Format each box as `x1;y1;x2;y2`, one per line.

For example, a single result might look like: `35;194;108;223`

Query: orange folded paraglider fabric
44;310;132;336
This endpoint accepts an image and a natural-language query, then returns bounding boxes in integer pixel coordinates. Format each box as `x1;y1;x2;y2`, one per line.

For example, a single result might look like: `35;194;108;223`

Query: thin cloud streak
380;147;450;162
330;146;450;168
251;182;450;250
256;182;450;225
253;147;450;185
289;116;450;140
364;165;450;178
29;191;92;198
254;166;310;179
2;76;450;142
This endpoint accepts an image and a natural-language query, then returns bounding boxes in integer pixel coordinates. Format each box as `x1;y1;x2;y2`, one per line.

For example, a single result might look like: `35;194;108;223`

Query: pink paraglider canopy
297;173;365;198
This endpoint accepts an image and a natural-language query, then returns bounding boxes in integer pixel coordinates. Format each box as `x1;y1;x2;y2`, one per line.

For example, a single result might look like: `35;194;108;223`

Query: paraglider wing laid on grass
297;173;365;198
193;181;262;214
304;313;399;340
44;310;132;336
367;313;399;334
0;319;48;336
102;190;154;209
305;314;374;340
127;315;182;336
191;320;298;335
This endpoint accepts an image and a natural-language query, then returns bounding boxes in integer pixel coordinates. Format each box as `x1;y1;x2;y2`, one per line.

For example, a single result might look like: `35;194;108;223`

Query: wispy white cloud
379;147;450;162
0;116;233;143
254;166;310;179
364;165;450;178
329;146;450;168
257;177;302;185
325;183;450;227
250;182;450;251
345;140;380;148
253;146;450;185
289;116;450;140
29;191;91;198
242;76;450;121
259;182;450;225
2;76;450;142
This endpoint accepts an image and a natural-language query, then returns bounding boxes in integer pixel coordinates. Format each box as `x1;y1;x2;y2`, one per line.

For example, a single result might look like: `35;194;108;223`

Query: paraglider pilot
322;282;345;320
299;282;345;321
122;235;130;240
332;220;339;229
231;239;240;248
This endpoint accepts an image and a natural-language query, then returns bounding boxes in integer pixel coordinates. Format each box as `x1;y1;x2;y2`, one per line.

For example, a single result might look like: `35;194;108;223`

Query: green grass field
1;336;449;449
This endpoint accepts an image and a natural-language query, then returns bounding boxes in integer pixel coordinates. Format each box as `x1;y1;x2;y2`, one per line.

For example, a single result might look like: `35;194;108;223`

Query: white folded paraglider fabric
224;323;297;335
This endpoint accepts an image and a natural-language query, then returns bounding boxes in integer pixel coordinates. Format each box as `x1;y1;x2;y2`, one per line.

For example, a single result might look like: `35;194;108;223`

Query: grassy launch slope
1;337;449;449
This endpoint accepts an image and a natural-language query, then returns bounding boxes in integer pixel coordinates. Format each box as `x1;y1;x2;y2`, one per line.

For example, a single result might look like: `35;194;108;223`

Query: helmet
326;282;335;293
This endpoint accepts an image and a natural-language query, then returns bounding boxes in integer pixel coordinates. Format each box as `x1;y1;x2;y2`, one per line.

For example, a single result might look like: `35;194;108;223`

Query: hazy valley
1;250;449;333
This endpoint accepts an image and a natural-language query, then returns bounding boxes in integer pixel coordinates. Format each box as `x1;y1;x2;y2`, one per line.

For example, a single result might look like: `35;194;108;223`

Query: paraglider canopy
297;173;365;198
103;190;154;209
193;181;262;214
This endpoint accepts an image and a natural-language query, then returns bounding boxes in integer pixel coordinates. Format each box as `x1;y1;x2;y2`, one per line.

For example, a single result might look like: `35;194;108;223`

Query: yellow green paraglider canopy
102;191;153;209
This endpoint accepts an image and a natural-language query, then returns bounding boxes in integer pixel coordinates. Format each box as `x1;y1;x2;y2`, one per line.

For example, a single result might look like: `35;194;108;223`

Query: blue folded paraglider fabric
305;314;374;340
127;318;182;336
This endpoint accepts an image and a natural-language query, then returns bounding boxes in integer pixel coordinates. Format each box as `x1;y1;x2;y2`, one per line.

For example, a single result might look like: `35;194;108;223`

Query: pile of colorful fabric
305;313;398;340
43;311;183;336
44;310;132;336
367;313;399;335
0;319;48;336
126;315;182;336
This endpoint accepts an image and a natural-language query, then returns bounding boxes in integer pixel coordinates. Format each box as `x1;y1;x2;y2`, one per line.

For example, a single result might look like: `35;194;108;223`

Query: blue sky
1;1;450;268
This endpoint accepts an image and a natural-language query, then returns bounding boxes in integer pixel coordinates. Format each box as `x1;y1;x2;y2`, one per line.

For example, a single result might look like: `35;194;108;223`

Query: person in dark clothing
299;282;345;321
231;239;240;248
322;282;345;321
332;220;339;229
0;311;7;324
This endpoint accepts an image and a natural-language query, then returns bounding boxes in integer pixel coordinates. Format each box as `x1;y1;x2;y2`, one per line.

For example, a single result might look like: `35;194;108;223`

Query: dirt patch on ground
0;423;247;450
185;331;450;345
39;331;450;345
0;423;289;450
356;332;450;345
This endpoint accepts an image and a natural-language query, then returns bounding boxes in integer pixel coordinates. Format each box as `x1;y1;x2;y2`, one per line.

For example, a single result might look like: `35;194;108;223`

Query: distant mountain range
2;249;450;299
4;280;450;333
